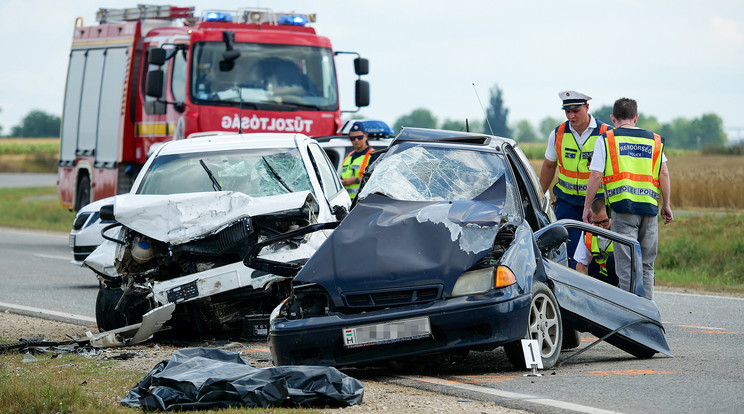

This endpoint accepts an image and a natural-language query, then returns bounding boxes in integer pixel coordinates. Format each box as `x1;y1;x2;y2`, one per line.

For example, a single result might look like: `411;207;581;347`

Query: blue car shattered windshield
137;148;314;197
359;146;514;202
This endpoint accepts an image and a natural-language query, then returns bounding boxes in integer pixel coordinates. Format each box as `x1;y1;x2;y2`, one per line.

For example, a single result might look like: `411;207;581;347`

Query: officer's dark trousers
554;197;584;269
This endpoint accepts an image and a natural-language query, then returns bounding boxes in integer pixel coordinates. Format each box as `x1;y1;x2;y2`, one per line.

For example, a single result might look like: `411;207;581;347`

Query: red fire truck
58;5;370;210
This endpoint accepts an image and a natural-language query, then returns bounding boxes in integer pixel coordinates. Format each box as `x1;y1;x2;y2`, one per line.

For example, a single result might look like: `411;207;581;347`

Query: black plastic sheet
121;348;364;410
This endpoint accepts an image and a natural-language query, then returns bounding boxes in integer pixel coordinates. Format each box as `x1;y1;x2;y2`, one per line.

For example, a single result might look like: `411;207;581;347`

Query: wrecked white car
84;133;350;340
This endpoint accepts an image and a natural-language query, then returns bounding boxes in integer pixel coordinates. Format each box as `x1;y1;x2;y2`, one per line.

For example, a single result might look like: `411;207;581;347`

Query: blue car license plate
342;317;431;348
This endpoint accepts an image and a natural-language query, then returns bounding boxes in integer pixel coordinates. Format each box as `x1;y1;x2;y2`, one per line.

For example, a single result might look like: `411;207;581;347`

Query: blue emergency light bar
278;14;308;26
200;8;315;26
203;11;233;22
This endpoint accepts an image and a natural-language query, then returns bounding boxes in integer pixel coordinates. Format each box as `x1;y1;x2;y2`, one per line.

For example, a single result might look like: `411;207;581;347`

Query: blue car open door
536;220;673;362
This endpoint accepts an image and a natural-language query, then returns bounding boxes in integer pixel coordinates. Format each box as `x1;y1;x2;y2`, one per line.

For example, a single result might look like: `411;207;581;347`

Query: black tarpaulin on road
121;348;364;410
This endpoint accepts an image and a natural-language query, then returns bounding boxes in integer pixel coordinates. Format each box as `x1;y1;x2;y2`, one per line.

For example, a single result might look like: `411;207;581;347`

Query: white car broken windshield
359;146;517;204
136;148;314;197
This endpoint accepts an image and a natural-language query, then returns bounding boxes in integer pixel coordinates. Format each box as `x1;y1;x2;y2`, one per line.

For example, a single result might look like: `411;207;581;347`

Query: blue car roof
391;127;514;150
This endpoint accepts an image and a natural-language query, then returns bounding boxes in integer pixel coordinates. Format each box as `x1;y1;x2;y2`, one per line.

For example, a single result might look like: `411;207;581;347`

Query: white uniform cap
559;90;592;109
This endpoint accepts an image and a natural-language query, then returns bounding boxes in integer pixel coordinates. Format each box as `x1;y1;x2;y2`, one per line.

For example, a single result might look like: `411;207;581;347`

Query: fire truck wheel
75;175;91;211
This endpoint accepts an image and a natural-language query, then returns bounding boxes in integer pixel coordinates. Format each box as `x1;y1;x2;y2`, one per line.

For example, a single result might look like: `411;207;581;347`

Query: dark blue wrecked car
246;128;672;370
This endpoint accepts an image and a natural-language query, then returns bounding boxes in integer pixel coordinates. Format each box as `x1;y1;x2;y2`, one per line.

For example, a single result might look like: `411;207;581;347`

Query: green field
0;138;59;155
657;213;744;293
0;187;74;232
0;138;59;172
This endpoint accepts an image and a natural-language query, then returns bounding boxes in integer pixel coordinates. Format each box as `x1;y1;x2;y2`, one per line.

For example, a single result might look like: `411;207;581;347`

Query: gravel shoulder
0;311;524;414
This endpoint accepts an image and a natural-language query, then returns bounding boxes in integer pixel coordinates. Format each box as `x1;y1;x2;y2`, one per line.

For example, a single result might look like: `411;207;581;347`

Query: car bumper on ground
270;289;531;367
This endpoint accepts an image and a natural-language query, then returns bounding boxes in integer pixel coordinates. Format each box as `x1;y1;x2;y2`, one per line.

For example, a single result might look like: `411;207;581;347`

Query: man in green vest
583;97;673;300
341;122;376;200
574;197;618;287
540;90;612;268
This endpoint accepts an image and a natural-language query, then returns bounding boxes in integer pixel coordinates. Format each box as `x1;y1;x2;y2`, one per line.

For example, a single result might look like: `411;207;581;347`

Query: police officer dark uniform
539;91;612;267
341;122;376;200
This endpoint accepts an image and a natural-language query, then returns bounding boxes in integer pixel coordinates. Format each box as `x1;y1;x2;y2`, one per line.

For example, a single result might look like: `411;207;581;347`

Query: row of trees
0;108;61;138
3;87;730;150
390;84;729;150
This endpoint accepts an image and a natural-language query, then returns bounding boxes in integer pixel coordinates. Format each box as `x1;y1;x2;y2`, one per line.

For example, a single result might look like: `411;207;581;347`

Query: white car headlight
452;267;494;297
451;266;517;297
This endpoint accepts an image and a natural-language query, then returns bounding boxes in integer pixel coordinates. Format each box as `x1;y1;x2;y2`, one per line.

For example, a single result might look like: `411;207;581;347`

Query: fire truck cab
58;5;370;211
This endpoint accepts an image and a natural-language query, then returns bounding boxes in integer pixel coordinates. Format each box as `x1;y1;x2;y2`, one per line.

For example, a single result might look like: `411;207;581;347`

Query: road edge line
398;375;619;414
0;301;95;326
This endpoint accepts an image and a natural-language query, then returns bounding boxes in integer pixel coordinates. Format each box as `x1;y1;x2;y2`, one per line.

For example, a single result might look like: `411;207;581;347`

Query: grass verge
0;352;141;414
0;352;313;414
0;186;74;232
656;213;744;294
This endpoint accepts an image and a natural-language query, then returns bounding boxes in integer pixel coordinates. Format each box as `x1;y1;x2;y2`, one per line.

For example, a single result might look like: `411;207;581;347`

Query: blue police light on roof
278;14;307;26
204;11;232;22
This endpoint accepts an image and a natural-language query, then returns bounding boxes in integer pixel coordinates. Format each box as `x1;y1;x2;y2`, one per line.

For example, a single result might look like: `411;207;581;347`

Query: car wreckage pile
81;132;351;343
78;128;672;371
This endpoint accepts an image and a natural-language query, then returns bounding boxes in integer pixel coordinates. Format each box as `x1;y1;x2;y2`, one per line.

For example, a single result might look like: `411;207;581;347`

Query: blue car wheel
504;281;563;369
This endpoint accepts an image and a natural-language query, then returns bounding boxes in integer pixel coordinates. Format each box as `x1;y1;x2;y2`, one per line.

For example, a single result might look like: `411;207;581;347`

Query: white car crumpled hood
114;190;315;244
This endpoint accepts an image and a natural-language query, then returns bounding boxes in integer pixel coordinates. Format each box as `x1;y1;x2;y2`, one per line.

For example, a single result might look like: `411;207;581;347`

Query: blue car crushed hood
294;177;508;308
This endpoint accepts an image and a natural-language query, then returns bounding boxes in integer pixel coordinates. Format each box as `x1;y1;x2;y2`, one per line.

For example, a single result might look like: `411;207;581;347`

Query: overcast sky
1;0;743;140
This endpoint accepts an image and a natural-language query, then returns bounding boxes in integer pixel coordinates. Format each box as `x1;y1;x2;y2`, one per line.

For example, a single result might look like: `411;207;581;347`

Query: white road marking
656;291;744;301
668;324;727;330
34;253;71;261
0;301;95;324
400;375;619;414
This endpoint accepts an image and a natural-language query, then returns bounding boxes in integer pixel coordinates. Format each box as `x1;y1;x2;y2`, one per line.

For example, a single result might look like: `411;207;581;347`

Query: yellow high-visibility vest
584;231;614;277
341;147;374;199
553;121;611;205
602;129;664;216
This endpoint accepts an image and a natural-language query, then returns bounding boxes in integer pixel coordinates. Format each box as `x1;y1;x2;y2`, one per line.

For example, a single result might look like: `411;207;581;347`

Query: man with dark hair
341;122;376;200
583;97;673;300
540;90;612;268
574;198;617;286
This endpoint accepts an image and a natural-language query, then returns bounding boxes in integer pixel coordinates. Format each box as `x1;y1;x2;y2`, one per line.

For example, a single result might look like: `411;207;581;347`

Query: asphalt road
381;290;744;414
0;227;742;413
0;227;97;323
0;173;57;188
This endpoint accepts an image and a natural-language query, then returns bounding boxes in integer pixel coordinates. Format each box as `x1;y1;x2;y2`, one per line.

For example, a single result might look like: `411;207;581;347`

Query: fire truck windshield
191;42;338;111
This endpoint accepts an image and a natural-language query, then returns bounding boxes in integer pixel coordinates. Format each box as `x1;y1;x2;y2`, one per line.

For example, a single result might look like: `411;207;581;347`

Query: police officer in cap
539;90;612;268
341;122;376;200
